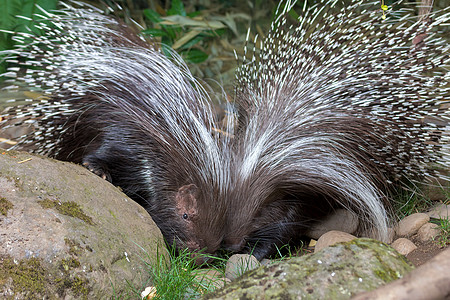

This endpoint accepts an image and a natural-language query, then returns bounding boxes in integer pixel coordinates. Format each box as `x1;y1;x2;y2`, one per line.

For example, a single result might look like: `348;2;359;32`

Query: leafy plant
0;0;57;73
142;0;227;64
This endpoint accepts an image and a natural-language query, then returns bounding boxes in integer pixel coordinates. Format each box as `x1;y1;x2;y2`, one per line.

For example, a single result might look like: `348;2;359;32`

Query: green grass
432;217;450;247
113;241;310;299
146;248;226;299
111;244;227;300
392;186;434;220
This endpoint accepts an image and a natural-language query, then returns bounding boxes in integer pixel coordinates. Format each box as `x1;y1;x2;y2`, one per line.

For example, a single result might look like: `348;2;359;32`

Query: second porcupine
223;0;450;259
0;2;233;260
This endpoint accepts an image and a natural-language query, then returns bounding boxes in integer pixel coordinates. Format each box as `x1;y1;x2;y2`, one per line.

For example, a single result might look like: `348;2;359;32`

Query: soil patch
406;238;449;267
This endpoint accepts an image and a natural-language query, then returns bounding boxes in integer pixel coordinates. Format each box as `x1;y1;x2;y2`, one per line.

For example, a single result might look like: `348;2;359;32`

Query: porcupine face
171;184;227;263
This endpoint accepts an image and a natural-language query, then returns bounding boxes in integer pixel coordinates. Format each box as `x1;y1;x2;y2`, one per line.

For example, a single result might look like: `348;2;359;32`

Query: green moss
71;276;90;297
56;258;90;298
373;268;399;281
0;255;46;298
0;253;92;298
38;198;56;209
60;258;81;272
0;197;13;216
64;238;84;256
0;149;21;157
38;199;94;225
55;276;90;299
347;239;411;282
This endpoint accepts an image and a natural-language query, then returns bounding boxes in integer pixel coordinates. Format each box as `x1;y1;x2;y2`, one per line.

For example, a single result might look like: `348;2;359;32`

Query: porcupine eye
182;213;189;220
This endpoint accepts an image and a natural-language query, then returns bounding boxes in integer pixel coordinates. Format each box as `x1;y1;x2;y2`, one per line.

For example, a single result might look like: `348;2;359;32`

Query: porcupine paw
82;159;112;182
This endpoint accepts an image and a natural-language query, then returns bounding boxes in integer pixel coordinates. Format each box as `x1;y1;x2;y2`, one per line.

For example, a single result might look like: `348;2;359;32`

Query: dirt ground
406;237;449;267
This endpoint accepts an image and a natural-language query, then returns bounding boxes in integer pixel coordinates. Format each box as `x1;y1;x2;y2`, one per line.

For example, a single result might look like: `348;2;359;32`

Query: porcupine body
1;0;449;262
223;0;450;259
0;2;233;259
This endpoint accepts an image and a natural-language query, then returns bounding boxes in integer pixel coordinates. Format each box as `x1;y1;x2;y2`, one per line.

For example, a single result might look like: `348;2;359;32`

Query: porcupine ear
175;184;199;228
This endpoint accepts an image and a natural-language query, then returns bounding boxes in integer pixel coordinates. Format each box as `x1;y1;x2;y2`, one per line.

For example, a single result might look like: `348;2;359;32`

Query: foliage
392;186;434;220
142;0;227;64
0;0;57;73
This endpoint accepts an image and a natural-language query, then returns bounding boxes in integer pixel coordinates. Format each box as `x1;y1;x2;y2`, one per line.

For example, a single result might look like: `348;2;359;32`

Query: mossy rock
0;149;166;299
205;239;414;300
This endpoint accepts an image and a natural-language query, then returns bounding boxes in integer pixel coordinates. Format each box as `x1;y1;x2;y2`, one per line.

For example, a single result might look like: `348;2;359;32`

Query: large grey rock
0;150;165;299
204;239;413;300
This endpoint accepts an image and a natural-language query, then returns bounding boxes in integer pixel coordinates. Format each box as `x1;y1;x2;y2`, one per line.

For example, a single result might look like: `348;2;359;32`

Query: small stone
314;230;356;253
391;238;417;255
395;213;430;237
260;258;272;266
307;209;359;239
225;254;260;280
417;223;441;242
194;269;226;289
426;204;450;220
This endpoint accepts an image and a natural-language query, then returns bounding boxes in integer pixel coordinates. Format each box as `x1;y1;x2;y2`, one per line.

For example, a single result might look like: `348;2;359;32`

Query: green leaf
161;15;226;29
141;28;168;38
143;9;162;23
200;29;226;38
168;0;186;17
161;36;174;47
178;36;204;50
164;25;179;40
187;11;201;18
182;49;208;64
0;0;57;76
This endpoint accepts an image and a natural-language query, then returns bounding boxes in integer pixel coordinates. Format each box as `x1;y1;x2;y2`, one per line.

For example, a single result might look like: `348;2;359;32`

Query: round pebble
194;269;226;289
426;204;450;220
314;230;356;253
225;254;260;280
395;213;430;237
417;223;441;242
391;238;417;256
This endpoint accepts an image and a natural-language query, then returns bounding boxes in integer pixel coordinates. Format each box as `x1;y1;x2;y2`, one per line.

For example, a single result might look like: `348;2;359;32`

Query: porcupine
223;0;450;259
1;0;449;262
0;2;233;259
